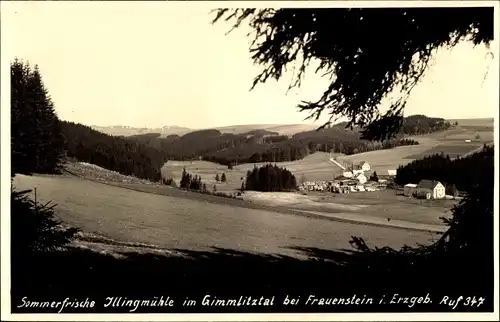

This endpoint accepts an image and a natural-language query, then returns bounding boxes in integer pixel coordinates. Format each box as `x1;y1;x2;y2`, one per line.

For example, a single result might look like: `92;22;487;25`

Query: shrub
11;187;79;255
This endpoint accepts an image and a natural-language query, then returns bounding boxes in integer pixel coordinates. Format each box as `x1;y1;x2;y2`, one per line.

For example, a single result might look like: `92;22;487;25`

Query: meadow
244;189;455;227
13;174;440;258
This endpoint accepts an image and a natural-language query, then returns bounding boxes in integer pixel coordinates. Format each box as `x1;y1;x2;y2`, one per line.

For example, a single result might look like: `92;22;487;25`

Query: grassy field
162;152;345;192
243;189;455;227
405;143;483;159
13;174;441;258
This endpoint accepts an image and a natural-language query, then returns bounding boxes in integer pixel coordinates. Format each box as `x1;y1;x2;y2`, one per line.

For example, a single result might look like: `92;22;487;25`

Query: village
299;158;457;200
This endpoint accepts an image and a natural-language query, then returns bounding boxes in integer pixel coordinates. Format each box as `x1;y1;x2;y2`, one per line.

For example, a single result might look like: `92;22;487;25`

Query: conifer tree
11;59;65;175
180;167;190;188
221;173;227;182
11;59;77;256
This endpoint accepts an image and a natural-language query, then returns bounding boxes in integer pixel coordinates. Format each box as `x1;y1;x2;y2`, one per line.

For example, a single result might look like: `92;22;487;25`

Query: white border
1;1;499;321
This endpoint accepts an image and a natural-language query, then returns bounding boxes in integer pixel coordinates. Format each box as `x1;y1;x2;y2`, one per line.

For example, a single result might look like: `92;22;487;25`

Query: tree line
60;121;164;181
400;115;452;136
394;145;494;193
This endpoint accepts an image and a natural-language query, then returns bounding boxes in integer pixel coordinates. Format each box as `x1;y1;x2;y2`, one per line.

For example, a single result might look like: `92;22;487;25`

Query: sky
2;1;498;129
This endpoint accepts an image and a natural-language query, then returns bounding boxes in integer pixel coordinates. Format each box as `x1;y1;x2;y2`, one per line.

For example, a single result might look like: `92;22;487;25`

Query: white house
353;169;364;176
404;183;418;197
416;180;446;199
387;170;397;176
356;173;367;184
343;171;354;178
359;161;370;171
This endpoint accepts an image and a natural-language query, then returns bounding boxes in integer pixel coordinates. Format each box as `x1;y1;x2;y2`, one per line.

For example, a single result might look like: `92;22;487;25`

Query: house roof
404;183;418;188
417;180;442;189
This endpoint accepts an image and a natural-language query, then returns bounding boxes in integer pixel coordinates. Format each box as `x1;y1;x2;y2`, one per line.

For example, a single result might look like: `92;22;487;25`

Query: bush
11;187;79;256
163;177;176;187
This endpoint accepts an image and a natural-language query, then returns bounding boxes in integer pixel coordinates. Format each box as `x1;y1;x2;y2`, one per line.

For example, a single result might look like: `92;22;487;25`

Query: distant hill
91;124;319;138
90;125;192;137
209;124;319;136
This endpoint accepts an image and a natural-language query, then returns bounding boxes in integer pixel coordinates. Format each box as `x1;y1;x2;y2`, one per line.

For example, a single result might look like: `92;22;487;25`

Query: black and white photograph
1;1;498;320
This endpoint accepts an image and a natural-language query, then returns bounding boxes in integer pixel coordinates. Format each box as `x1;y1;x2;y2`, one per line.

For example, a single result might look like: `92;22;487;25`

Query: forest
245;164;297;192
394;145;494;193
60;121;164;181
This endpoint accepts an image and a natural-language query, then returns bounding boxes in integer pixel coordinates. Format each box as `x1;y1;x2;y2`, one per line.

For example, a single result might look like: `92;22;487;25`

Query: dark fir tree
215;173;220;182
221;173;227;182
11;59;65;175
189;175;202;190
180;168;190;189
